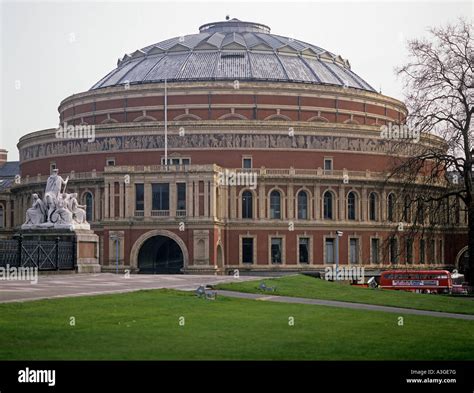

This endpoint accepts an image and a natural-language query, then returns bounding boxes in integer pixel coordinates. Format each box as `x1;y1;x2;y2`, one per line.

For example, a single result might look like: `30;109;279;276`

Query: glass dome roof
91;19;375;92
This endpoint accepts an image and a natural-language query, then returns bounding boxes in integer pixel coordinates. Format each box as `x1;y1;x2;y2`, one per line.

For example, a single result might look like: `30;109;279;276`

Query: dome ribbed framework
91;18;374;92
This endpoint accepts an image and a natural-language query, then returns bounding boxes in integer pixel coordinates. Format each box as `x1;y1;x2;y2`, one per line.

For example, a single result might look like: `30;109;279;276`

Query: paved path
0;273;260;303
217;290;474;320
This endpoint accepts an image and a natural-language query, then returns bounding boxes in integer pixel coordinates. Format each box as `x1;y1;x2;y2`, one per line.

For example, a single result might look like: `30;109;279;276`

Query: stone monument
21;169;100;273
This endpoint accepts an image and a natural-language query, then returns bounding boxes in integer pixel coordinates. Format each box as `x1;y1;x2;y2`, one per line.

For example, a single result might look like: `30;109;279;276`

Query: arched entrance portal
456;247;469;274
138;235;184;274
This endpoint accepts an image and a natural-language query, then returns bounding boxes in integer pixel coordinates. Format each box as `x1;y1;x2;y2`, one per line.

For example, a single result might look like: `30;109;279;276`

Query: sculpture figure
70;193;87;224
23;168;89;230
50;197;73;225
44;169;68;220
24;194;46;225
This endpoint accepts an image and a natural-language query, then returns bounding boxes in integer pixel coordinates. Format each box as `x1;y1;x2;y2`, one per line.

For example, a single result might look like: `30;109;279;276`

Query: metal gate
0;235;76;270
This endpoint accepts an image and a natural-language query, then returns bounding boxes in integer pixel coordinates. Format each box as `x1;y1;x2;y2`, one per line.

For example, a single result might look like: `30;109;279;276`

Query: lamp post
110;234;120;274
335;230;343;280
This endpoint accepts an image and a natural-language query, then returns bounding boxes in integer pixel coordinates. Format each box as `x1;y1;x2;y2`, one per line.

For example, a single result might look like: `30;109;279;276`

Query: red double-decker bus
379;270;452;294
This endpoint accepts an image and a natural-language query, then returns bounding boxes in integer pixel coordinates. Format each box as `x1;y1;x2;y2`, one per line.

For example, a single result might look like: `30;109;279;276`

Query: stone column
230;186;237;219
259;184;266;219
110;184;115;219
361;186;368;222
144;183;152;217
223;186;229;219
94;186;101;221
339;186;345;221
108;230;124;269
170;182;177;217
216;186;222;219
125;183;133;218
288;184;294;219
381;190;387;221
104;183;110;219
204;180;209;217
209;181;216;218
119;182;125;218
187;181;193;217
314;184;320;220
194;182;199;217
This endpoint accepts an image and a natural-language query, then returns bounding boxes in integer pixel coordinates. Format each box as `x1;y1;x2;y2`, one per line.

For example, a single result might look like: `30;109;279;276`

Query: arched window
323;191;333;220
84;192;93;222
390;236;398;264
433;200;446;225
347;192;357;220
416;201;425;224
297;191;308;219
403;195;411;222
242;191;253;219
369;192;378;221
387;193;395;222
0;205;4;228
270;190;281;219
454;197;460;224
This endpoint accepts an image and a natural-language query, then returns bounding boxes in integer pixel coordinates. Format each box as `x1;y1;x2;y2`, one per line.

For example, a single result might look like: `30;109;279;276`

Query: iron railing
0;235;76;270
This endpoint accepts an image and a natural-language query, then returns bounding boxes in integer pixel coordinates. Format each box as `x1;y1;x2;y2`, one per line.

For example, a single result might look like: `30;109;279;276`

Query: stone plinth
16;228;100;273
74;229;101;273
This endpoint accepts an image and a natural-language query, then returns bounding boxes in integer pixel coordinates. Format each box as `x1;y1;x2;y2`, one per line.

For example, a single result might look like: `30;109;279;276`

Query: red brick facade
6;81;467;275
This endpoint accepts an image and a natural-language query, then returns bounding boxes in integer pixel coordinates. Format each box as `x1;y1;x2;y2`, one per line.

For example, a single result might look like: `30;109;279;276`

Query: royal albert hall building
3;19;469;275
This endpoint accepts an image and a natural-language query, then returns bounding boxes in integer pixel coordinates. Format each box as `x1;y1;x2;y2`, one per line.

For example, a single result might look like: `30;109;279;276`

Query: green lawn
0;289;473;360
216;274;474;315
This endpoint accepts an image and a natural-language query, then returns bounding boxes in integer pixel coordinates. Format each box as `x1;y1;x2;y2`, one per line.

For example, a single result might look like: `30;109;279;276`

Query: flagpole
164;78;168;167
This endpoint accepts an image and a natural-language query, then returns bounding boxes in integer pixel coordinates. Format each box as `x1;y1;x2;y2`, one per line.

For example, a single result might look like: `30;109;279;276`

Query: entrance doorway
137;235;184;274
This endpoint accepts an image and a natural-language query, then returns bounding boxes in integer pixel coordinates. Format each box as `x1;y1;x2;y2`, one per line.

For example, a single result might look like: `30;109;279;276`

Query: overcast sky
1;1;472;161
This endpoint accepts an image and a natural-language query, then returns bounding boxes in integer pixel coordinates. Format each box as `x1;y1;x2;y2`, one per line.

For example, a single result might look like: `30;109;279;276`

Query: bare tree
389;19;473;284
